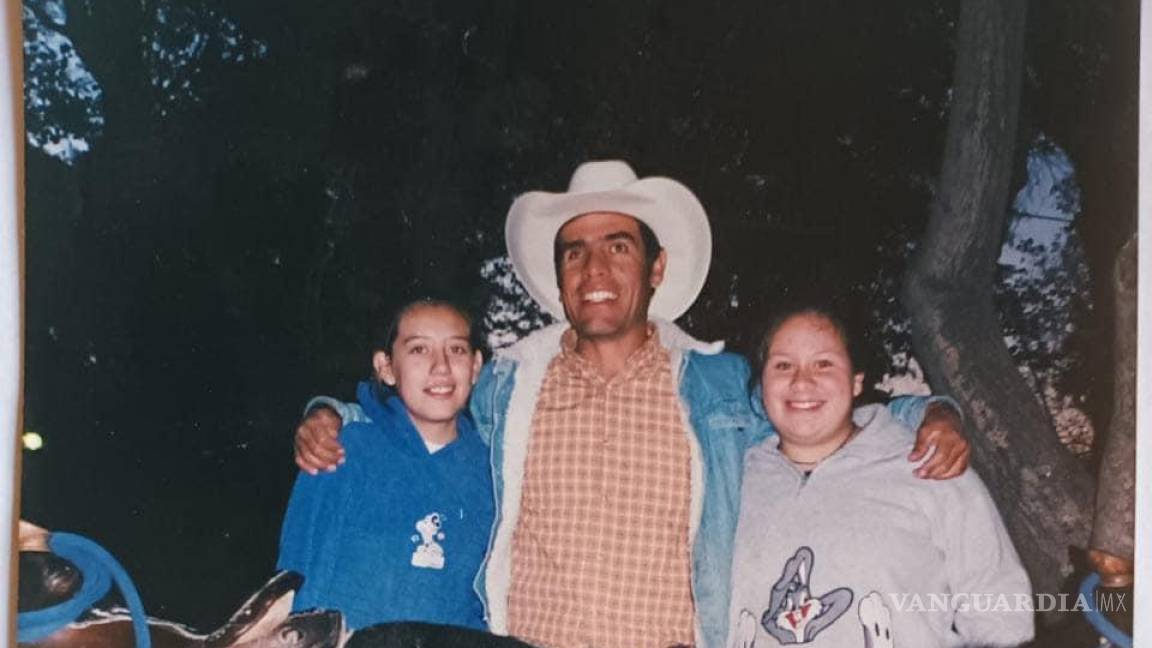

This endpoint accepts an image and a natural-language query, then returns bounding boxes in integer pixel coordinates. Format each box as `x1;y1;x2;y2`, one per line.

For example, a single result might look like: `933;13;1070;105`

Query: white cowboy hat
505;160;712;321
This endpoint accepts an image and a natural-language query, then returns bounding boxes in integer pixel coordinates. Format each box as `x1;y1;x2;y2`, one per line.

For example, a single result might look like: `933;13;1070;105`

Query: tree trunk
901;0;1094;600
1089;233;1136;569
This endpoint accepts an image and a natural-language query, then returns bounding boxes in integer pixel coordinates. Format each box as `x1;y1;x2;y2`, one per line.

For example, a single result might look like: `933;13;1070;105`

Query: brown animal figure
18;522;544;648
17;521;344;648
19;554;536;648
18;551;83;613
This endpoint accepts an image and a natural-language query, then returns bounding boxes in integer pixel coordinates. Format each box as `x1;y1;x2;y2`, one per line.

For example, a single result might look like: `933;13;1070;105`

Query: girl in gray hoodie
727;304;1033;648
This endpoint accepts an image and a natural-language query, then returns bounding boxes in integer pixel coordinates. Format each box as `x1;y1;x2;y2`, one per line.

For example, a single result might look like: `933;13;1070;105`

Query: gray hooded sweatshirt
727;404;1033;648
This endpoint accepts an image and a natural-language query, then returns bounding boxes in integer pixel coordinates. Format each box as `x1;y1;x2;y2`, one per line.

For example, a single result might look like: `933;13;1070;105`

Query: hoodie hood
354;380;480;459
842;404;916;461
495;318;725;365
758;403;915;466
357;380;393;423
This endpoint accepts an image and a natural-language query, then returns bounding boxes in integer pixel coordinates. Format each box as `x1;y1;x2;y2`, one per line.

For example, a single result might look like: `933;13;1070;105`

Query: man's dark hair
551;215;664;284
636;219;663;268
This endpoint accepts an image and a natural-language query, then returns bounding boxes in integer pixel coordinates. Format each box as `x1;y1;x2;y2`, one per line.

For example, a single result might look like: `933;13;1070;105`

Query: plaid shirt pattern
507;329;695;648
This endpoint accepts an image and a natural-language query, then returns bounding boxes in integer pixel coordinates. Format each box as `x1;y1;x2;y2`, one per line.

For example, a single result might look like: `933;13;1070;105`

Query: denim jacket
308;319;939;648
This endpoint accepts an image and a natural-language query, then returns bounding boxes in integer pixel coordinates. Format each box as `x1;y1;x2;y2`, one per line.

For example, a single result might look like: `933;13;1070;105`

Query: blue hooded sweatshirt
278;381;495;631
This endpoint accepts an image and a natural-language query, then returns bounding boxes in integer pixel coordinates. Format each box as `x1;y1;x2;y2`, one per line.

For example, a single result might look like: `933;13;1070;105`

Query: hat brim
505;176;712;321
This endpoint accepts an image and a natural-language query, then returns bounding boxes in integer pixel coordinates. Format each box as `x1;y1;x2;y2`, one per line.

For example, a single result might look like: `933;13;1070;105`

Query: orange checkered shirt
506;329;696;648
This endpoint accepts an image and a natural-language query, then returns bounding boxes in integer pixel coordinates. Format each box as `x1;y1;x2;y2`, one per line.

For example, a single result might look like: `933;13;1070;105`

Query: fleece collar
760;403;911;464
354;380;479;458
495;318;725;364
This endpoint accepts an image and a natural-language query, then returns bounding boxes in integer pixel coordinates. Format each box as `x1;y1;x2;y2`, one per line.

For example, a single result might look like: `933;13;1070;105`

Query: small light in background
23;432;44;451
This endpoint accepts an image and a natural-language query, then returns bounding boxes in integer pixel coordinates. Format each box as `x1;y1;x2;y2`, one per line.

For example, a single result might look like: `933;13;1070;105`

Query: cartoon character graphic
733;609;761;648
858;591;895;648
410;512;446;569
759;546;853;644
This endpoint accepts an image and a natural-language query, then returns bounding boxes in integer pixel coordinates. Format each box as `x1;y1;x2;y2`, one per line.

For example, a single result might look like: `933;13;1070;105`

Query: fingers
293;412;346;474
913;430;949;479
907;436;930;462
936;444;971;479
294;436;337;475
912;428;971;479
911;401;970;479
908;425;939;470
294;441;319;475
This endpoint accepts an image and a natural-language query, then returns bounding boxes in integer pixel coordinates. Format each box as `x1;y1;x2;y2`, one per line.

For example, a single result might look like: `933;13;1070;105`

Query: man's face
556;212;666;341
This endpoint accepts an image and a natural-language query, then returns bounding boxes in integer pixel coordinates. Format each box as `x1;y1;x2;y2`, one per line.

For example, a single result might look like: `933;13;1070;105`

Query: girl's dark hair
753;297;869;385
367;297;479;401
374;297;479;357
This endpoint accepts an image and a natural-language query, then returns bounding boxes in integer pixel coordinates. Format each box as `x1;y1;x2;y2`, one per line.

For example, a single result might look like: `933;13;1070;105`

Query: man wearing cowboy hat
294;160;968;648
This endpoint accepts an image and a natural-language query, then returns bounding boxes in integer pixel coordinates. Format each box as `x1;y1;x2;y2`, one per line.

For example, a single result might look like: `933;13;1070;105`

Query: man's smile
786;400;825;411
582;290;619;303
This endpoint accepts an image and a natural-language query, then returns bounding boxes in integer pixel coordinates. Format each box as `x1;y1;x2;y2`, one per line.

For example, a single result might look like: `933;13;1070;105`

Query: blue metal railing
1079;571;1132;648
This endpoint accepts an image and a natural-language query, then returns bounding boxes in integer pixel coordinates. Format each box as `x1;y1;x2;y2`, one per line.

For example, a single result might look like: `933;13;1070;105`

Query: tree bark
1089;233;1136;568
902;0;1094;599
1027;1;1139;439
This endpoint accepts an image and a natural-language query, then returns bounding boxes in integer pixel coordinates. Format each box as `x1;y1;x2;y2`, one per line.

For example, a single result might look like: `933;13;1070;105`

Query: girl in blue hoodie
278;299;494;631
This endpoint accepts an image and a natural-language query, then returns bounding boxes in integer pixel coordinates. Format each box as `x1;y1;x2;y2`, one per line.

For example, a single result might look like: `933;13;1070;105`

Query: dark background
18;0;1135;635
